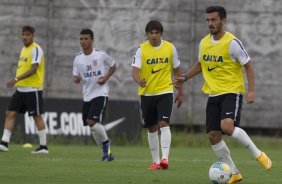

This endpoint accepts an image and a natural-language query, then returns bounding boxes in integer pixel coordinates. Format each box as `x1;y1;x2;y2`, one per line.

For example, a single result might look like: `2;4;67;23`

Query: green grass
0;143;281;184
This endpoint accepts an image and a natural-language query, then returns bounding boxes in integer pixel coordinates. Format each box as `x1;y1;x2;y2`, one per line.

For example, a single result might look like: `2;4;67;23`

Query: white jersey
73;48;115;102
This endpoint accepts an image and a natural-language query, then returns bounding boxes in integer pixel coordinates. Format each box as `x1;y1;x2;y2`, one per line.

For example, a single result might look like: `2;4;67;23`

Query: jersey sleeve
103;52;115;67
131;47;142;68
31;46;43;65
172;45;180;68
230;39;251;65
197;40;202;63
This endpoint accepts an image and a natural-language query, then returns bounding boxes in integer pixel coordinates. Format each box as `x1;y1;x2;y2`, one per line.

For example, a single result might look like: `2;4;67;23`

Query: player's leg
0;111;17;152
87;97;113;161
221;94;272;171
147;125;161;170
157;94;173;169
26;91;48;154
206;95;241;180
0;91;23;152
141;96;160;170
32;115;48;154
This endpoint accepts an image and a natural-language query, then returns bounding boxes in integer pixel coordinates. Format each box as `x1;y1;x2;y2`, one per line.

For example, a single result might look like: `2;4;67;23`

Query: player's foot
148;162;161;170
228;173;242;184
160;158;169;169
102;140;114;161
0;141;8;152
31;145;49;154
256;152;272;170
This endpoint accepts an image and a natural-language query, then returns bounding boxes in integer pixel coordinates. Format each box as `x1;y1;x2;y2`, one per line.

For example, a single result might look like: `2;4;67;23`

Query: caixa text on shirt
203;54;223;62
83;70;102;78
146;57;169;64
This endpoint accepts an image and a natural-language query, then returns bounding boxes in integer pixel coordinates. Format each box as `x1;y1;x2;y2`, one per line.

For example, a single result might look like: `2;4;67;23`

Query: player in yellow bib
132;20;183;170
0;26;48;154
176;6;272;183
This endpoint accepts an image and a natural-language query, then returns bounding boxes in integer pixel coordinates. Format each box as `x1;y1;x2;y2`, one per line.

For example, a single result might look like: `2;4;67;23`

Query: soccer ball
209;162;232;184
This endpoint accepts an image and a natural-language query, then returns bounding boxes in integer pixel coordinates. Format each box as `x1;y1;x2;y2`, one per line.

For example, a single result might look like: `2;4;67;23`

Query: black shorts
206;93;243;132
82;96;108;126
140;93;173;128
8;90;44;116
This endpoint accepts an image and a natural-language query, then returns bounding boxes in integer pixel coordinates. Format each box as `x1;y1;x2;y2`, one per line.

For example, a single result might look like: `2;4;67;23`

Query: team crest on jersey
92;59;98;66
203;54;223;62
146;57;168;64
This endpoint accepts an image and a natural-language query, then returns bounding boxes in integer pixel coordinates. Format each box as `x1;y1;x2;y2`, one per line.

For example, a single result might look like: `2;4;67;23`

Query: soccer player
0;26;48;154
132;20;183;170
176;6;272;183
73;29;116;161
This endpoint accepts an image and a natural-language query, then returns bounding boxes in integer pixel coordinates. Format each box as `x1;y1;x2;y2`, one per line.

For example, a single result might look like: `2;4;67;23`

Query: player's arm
72;57;82;84
131;47;146;87
132;66;146;87
244;61;255;104
173;66;184;108
172;45;183;107
231;39;255;104
97;63;116;85
175;62;202;83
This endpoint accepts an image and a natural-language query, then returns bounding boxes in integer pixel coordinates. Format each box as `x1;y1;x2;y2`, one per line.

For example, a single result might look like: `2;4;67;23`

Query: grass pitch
0;143;281;184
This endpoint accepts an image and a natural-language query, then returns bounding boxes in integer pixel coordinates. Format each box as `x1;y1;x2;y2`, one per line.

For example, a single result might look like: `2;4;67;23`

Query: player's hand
97;76;107;85
139;78;146;88
6;78;17;88
174;93;184;108
246;91;255;104
73;76;82;84
170;75;186;86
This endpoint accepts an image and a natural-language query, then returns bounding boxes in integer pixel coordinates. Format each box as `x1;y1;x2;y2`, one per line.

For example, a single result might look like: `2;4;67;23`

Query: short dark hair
80;29;94;40
22;25;35;34
206;6;226;19
145;20;163;33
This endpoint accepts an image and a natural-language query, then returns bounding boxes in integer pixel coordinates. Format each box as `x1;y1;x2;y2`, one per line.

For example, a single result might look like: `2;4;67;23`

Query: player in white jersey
73;29;116;161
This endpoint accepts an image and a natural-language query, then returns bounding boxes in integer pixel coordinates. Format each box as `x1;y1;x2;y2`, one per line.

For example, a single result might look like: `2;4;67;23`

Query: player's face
147;29;162;47
206;12;225;35
80;34;93;51
21;31;34;47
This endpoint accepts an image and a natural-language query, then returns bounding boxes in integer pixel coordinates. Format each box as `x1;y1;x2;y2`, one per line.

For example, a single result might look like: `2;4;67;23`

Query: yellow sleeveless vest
138;40;173;95
16;43;44;88
199;32;244;94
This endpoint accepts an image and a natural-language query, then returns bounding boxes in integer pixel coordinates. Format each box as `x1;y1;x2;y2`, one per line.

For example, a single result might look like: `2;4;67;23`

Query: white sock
148;131;160;164
91;123;108;145
231;127;262;158
2;129;12;143
37;129;47;146
212;140;238;174
160;127;171;160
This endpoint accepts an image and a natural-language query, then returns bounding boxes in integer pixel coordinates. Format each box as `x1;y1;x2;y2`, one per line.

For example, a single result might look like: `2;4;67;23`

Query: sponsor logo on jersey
146;57;168;65
83;70;102;78
203;54;223;62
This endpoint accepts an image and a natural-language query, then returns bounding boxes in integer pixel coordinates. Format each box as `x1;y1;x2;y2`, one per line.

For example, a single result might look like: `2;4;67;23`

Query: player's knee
220;120;235;136
208;131;221;144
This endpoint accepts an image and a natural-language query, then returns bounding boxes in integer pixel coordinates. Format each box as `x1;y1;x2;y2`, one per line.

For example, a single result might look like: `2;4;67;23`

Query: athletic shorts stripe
206;93;242;132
